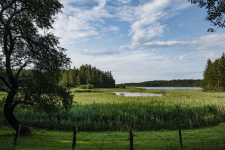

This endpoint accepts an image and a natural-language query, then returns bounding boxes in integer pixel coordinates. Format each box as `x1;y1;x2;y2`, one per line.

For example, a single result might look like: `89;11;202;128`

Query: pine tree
202;59;213;91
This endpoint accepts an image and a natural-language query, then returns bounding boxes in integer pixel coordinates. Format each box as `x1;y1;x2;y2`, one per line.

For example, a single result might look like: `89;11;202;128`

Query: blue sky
48;0;225;84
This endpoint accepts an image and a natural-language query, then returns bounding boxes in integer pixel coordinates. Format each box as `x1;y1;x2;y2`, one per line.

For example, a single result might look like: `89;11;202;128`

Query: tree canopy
202;53;225;91
0;0;72;134
59;64;115;88
189;0;225;32
124;79;202;87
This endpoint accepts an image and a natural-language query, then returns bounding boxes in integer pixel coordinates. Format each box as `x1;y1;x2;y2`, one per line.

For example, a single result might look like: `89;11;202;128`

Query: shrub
119;84;126;88
79;85;86;89
86;84;93;89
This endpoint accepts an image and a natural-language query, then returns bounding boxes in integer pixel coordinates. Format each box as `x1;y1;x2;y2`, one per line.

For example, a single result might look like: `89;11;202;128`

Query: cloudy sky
50;0;225;84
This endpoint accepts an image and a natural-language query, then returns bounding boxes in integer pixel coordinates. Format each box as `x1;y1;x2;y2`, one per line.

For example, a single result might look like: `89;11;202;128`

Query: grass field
0;88;225;149
0;123;225;150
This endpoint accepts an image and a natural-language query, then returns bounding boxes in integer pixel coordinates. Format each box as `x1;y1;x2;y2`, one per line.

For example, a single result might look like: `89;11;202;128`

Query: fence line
1;126;225;150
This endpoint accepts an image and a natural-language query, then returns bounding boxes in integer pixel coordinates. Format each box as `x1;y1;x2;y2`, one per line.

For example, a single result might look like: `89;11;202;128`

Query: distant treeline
202;53;225;92
59;64;115;88
124;79;202;87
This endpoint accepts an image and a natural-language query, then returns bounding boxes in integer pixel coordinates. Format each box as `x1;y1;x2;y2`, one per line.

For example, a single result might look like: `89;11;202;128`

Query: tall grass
0;89;225;132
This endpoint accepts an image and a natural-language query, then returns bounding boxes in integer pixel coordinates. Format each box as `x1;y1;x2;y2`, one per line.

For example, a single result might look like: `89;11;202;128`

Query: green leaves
202;53;225;92
189;0;225;32
16;70;73;113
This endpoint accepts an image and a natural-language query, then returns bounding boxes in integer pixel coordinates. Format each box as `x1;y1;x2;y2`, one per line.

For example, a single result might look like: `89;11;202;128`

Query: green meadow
1;123;225;150
0;88;225;149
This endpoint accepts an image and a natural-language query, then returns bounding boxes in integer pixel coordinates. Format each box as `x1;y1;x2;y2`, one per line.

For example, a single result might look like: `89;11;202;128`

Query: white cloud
144;40;198;47
114;6;136;22
114;0;194;51
51;0;115;45
151;49;159;52
178;23;184;26
117;34;124;38
173;54;188;60
120;24;166;50
142;33;225;51
117;0;132;4
108;25;120;32
77;49;119;55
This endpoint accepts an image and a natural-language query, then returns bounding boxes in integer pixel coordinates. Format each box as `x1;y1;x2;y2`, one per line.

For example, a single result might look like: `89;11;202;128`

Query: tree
201;54;225;92
189;0;225;32
202;59;213;91
0;0;72;135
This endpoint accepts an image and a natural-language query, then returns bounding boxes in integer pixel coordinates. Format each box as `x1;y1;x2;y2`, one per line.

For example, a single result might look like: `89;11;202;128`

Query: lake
136;87;202;90
106;92;162;97
105;87;202;97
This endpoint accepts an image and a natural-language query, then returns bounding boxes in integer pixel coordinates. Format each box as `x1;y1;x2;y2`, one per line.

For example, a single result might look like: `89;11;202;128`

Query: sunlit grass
1;89;225;132
0;123;225;149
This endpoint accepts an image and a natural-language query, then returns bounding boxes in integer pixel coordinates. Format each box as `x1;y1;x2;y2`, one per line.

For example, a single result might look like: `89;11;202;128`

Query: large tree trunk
4;92;30;135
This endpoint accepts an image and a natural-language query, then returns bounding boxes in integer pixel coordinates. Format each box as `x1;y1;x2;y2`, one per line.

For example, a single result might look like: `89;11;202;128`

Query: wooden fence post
72;126;77;150
178;126;183;150
129;128;133;150
14;124;21;147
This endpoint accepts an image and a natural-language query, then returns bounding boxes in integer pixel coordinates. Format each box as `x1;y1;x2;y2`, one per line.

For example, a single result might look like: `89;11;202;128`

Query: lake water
106;92;162;97
136;87;202;90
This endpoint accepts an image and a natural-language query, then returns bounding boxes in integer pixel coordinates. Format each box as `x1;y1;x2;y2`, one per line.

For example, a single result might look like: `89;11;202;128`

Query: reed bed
0;89;225;132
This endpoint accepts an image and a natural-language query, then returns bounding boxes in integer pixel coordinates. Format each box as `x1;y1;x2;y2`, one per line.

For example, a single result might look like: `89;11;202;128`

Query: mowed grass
1;123;225;150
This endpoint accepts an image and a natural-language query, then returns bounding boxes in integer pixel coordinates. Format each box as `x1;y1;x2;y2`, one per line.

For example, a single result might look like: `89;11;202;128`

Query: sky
48;0;225;84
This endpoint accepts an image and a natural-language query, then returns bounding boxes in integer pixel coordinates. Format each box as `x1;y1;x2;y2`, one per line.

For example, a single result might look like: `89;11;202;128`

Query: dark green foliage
0;0;72;133
79;85;87;89
189;0;225;32
59;64;115;88
202;53;225;92
124;79;202;87
118;84;126;88
86;84;94;89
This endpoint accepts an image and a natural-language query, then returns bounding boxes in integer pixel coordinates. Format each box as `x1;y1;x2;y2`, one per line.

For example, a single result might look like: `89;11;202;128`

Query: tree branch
15;62;27;80
19;82;28;94
0;0;17;26
0;75;10;88
0;88;9;93
11;100;34;111
6;7;28;28
8;30;14;56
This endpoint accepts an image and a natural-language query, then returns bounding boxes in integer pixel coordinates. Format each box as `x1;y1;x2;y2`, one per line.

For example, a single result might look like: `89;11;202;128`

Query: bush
119;84;126;89
79;85;86;89
86;84;93;89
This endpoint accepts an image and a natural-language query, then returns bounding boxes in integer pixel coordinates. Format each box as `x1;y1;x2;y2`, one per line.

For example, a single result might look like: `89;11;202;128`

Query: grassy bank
0;123;225;150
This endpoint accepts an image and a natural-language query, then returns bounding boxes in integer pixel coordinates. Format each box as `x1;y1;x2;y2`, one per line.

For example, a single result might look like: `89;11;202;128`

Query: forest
59;64;115;88
124;79;202;87
202;53;225;92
